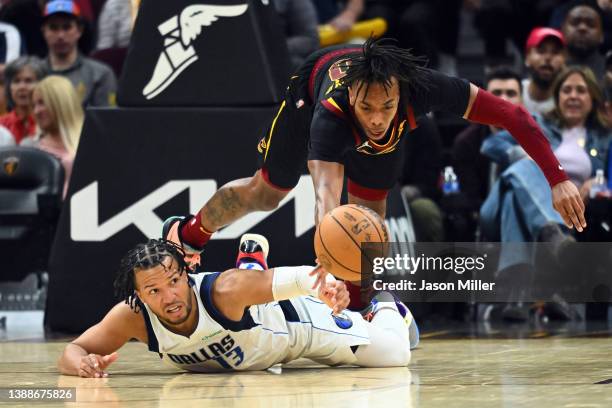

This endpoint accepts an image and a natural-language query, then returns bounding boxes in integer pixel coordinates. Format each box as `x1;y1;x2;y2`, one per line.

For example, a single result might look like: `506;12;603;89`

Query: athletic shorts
256;74;312;190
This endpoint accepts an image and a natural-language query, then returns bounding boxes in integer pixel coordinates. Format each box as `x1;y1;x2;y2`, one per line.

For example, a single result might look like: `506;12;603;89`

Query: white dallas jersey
140;272;371;372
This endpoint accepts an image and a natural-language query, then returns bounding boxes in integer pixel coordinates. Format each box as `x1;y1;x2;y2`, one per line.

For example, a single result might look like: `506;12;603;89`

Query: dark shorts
256;67;315;191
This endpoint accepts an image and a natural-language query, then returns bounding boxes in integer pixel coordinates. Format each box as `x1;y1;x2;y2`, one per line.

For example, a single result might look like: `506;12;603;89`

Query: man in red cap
523;27;567;116
41;0;116;107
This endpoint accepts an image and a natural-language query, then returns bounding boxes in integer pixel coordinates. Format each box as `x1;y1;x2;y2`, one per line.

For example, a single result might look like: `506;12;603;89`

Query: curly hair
340;36;430;101
114;239;190;312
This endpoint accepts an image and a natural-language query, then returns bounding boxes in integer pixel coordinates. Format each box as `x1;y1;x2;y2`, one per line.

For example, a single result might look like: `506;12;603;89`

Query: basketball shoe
363;291;420;350
162;216;202;270
235;233;269;270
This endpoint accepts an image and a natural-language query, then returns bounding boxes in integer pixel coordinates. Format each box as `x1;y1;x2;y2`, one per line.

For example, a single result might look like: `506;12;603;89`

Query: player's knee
257;193;283;211
249;184;286;211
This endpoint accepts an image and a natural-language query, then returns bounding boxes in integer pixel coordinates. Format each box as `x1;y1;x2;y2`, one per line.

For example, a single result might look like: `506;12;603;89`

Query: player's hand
78;352;118;378
309;260;330;290
552;180;586;232
318;280;350;314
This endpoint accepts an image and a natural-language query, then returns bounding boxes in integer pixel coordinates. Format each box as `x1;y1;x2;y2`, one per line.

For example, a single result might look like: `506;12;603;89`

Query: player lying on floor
57;235;418;377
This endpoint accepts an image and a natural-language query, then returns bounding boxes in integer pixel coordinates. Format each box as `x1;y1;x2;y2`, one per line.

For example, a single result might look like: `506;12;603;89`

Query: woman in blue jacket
480;65;612;278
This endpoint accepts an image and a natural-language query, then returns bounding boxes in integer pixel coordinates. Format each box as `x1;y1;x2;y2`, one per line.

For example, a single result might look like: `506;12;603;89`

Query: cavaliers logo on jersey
325;59;352;95
257;138;268;153
2;156;18;176
328;59;351;82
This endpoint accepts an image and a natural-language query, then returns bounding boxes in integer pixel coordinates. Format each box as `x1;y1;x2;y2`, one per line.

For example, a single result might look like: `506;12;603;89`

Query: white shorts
283;296;370;366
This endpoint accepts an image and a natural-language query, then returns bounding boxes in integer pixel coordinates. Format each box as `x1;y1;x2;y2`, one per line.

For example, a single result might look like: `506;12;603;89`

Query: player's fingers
337;291;349;311
573;196;587;228
565;202;582;232
309;265;321;276
90;355;108;376
102;352;119;367
557;204;573;228
78;368;94;378
91;354;106;374
553;199;571;227
88;354;100;368
79;361;97;378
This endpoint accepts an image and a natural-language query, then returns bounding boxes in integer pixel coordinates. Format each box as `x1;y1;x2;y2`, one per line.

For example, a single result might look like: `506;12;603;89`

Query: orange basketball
314;204;389;282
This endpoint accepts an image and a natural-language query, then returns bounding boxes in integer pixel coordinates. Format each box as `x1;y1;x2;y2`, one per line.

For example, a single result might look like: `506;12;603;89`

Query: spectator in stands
0;0;95;57
363;0;462;75
480;67;612;302
399;116;445;242
603;68;612;123
453;67;524;215
0;56;47;144
95;0;138;50
312;0;364;32
0;21;26;115
471;0;561;68
21;75;84;197
41;0;117;107
523;27;567;115
561;1;606;79
273;0;320;70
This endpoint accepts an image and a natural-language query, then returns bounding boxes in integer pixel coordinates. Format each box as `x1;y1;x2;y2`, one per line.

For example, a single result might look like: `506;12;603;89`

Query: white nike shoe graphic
143;4;249;100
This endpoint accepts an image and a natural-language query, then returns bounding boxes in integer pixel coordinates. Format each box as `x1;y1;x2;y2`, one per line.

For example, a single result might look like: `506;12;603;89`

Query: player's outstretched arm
464;83;586;231
212;266;350;321
307;160;344;226
57;302;146;377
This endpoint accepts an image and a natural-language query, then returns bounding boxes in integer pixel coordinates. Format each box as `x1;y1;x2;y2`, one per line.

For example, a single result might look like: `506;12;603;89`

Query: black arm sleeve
307;104;353;162
414;69;471;116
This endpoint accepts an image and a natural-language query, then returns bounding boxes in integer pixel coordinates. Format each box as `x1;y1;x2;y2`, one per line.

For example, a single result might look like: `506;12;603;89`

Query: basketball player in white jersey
57;235;419;377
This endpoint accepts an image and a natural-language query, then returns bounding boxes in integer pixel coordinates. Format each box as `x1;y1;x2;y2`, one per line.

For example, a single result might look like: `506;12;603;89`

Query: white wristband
272;266;336;301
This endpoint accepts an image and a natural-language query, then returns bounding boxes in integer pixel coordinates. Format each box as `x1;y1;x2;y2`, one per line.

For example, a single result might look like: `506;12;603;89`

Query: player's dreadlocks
114;239;190;312
342;36;430;100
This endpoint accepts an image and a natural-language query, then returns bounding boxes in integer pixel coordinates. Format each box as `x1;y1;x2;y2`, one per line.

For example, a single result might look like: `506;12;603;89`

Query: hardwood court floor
2;334;612;407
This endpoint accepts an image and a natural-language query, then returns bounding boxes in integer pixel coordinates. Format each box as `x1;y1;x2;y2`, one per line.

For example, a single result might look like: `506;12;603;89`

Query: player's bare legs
164;170;290;254
348;193;387;219
200;169;289;232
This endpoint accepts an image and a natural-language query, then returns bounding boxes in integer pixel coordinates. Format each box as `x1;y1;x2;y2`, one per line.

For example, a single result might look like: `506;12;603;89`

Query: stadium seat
90;47;128;79
0;147;64;283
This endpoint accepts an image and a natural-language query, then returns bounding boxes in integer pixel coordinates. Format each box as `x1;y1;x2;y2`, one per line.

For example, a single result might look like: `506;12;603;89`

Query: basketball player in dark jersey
165;38;585;303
